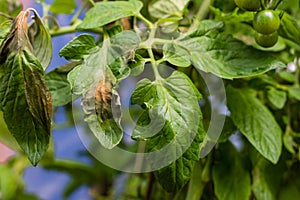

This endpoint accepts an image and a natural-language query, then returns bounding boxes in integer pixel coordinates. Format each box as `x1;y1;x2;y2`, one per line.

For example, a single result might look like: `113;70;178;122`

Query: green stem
42;2;50;17
148;48;162;80
145;27;162;80
0;12;13;20
136;13;154;28
193;0;211;26
186;161;206;200
49;20;102;36
87;0;96;7
295;58;300;87
71;0;89;24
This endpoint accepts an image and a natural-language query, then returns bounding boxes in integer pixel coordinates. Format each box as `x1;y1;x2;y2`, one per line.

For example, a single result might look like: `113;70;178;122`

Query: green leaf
251;151;286;200
283;128;296;154
0;112;20;150
278;71;296;83
0;51;52;166
177;32;285;79
267;87;287;109
278;12;300;46
129;54;145;76
212;142;251;200
50;0;76;14
28;10;52;69
77;0;143;29
0;165;19;200
227;86;282;163
184;20;224;38
279;182;300;200
288;86;300;101
131;71;203;192
149;0;190;19
46;62;78;106
109;30;141;56
163;42;191;67
59;34;97;61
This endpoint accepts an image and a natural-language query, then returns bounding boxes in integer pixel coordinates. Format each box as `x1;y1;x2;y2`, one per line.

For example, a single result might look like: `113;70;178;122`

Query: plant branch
0;12;13;20
87;0;96;7
49;20;102;36
195;0;211;22
71;0;89;24
295;58;300;87
136;13;154;28
186;161;206;200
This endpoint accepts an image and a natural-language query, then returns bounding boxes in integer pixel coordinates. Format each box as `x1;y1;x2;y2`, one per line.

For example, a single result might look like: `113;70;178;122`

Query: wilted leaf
68;39;124;149
28;9;52;69
0;10;52;166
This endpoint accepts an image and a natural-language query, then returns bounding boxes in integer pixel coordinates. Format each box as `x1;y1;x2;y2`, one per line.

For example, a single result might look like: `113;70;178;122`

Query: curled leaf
0;10;52;166
28;9;53;69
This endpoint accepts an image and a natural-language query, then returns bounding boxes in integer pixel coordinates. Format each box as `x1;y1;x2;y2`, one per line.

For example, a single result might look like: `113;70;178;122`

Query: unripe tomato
255;31;278;48
234;0;261;11
253;10;280;34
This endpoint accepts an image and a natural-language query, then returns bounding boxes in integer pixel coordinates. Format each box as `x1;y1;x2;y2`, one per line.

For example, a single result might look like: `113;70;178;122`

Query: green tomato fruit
234;0;261;11
255;31;278;48
253;10;280;34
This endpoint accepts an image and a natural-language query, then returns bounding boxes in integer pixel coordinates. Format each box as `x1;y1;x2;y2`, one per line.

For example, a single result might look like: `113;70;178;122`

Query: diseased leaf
227;86;282;163
0;51;52;166
28;10;52;70
59;34;97;61
0;11;33;62
82;75;123;149
68;40;123;149
67;31;140;93
212;142;251;200
0;10;52;166
131;71;203;192
149;0;190;19
77;0;143;29
50;0;76;14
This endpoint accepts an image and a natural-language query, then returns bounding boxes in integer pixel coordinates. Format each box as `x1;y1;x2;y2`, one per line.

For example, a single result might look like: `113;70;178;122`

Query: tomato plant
234;0;261;11
0;0;300;199
253;10;281;34
255;31;279;47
